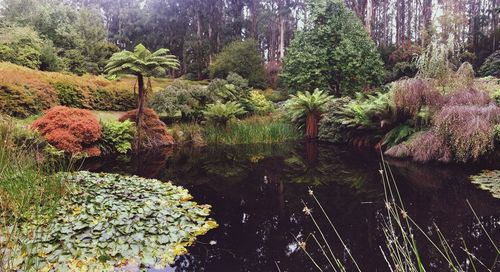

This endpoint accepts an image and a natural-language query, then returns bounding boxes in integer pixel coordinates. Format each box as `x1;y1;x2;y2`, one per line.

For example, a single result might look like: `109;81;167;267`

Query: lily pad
18;171;218;271
470;170;500;198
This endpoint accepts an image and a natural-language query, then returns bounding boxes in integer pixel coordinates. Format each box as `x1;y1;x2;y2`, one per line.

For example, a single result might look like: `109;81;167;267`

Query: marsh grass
0;117;71;270
204;115;301;145
296;154;499;271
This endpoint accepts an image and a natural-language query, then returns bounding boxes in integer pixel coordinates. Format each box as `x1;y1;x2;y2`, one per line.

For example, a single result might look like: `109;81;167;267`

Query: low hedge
0;62;136;117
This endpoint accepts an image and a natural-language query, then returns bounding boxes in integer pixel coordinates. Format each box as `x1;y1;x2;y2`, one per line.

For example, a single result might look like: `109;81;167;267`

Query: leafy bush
150;80;213;121
281;0;384;96
53;83;85;108
0;26;43;69
247;90;274;114
119;108;174;149
382;123;415;147
209;39;266;88
389;41;422;63
479;50;500;77
0;85;39;117
100;120;135;154
318;90;395;146
31;106;102;157
19;171;217;270
202;101;247;127
0;62;136;116
207;73;251;106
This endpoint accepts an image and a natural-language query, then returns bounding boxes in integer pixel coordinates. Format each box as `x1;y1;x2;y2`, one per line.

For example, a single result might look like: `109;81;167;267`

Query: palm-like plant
202;101;247;127
105;44;180;149
286;89;333;139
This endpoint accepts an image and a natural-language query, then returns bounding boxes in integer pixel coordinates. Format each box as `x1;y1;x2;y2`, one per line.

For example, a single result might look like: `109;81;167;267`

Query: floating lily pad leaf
17;171;218;271
470;170;500;199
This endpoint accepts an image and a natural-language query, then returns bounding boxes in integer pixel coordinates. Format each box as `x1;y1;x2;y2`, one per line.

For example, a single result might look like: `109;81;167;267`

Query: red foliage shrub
393;78;443;117
433;104;500;162
31;106;101;156
119;108;174;149
444;88;492;106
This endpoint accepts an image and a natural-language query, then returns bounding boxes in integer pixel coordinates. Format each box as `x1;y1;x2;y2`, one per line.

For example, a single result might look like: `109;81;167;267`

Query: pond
84;142;500;272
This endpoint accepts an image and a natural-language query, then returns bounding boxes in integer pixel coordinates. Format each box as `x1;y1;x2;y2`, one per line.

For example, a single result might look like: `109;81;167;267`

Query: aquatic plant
119;108;174;150
204;115;300;145
31;106;102;157
16;171;217;271
285;89;333;139
470;170;500;199
297;157;499;271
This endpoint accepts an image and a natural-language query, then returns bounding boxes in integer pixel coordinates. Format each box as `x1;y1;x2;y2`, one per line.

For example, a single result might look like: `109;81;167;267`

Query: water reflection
86;142;500;271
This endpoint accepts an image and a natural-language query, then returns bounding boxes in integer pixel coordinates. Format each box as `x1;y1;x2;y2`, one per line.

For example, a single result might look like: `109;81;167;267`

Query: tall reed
296;153;499;271
0;117;70;270
204;115;301;145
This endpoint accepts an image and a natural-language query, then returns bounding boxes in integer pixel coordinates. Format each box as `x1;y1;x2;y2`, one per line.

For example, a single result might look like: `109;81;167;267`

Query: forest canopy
0;0;497;82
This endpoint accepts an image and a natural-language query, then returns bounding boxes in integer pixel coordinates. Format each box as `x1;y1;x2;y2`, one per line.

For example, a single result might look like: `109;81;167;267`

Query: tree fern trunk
306;113;319;139
135;74;145;153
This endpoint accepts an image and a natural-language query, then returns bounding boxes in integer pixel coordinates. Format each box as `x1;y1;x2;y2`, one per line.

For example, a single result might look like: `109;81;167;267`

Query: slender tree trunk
135;74;145;153
366;0;373;36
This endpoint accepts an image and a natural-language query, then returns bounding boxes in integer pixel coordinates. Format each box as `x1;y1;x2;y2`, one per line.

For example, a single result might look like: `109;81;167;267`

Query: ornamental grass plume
393;78;443;118
433;103;500;162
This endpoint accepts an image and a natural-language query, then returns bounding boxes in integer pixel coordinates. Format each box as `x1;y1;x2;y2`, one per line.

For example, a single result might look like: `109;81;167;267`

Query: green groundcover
14;171;218;271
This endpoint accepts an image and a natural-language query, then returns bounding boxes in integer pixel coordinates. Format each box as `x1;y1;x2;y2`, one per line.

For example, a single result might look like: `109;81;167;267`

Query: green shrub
247;90;274;114
101;120;135;154
281;0;384;96
209;39;266;88
202;101;247;127
0;26;43;69
479;50;500;78
89;88;136;111
207;74;251;105
0;85;38;117
150;80;213;121
53;83;85;108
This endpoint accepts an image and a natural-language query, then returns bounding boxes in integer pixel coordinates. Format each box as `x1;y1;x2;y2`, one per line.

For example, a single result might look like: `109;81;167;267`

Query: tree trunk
305;113;319;139
366;0;373;36
135;74;145;153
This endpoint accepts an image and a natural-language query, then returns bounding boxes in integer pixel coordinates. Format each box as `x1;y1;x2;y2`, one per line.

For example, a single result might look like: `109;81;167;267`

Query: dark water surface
84;142;500;272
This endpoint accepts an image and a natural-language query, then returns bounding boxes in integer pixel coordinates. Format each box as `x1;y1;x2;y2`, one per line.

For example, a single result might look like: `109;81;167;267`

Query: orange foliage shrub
31;106;102;157
0;62;136;116
119;108;174;149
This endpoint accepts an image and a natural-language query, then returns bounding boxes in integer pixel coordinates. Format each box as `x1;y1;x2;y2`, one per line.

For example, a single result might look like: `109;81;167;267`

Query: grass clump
0;116;68;271
204;115;300;145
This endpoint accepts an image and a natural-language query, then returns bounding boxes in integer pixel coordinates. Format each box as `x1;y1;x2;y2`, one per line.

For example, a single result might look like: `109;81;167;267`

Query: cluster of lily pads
18;171;217;271
470;170;500;199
